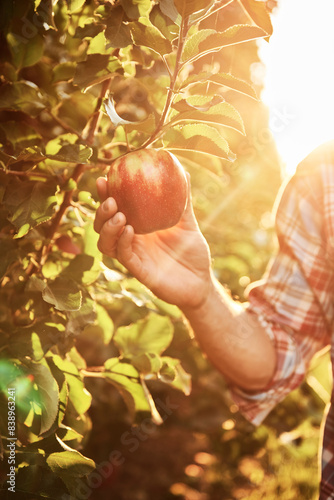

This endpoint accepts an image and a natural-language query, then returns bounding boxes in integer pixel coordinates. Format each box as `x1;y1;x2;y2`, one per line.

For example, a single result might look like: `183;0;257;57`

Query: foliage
0;0;327;499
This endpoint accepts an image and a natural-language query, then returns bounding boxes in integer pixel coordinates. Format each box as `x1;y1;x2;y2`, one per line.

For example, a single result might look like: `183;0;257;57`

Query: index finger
96;177;109;202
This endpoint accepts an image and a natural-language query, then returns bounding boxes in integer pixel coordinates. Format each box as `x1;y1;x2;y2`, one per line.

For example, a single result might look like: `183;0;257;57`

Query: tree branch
26;80;111;277
139;17;189;150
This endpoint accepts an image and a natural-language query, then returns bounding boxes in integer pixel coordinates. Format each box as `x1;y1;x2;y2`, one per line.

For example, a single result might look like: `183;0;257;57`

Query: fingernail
103;199;110;211
112;213;120;224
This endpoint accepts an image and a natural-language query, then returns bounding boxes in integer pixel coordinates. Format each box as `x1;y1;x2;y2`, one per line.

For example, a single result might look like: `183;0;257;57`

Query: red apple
107;149;188;234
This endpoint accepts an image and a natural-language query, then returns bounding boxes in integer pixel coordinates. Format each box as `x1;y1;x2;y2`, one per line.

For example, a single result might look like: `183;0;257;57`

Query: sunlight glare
258;0;334;174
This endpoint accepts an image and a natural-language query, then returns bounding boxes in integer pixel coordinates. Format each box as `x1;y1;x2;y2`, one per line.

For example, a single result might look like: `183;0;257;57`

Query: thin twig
139;16;190;149
4;169;51;180
48;110;82;138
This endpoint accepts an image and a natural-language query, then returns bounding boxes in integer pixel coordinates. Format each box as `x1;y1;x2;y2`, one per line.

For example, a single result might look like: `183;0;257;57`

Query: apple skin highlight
107;149;188;234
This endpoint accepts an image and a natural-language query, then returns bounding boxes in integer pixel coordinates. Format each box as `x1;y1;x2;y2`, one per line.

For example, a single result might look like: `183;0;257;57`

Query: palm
127;219;212;308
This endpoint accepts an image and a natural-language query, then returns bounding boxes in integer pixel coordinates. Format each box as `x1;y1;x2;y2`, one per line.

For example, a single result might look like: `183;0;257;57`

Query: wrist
180;272;217;318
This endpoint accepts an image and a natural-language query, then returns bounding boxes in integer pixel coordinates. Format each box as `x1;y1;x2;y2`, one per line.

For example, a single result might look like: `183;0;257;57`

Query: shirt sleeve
230;144;334;426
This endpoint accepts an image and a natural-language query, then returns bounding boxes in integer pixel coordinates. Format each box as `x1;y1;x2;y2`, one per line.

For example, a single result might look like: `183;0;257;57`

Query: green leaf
65;0;86;13
47;357;68;427
132;353;163;374
81;303;114;345
53;355;92;416
68;346;87;371
42;277;82;312
31;332;45;362
46;450;95;493
7;33;44;69
179;71;258;99
170;95;245;134
96;303;114;345
3;179;57;238
47;143;93;163
74;21;104;39
0;81;47;117
105;6;132;48
87;31;109;55
103;358;161;422
159;0;181;24
163;123;234;160
61;254;100;285
173;0;210;18
239;0;273;36
27;360;60;435
160;356;192;395
129;18;173;56
120;0;152;19
114;314;174;358
122;113;156;135
103;358;146;411
5;146;46;169
73;54;122;90
65;297;96;336
52;62;76;83
150;4;180;40
182;24;268;63
56;426;83;445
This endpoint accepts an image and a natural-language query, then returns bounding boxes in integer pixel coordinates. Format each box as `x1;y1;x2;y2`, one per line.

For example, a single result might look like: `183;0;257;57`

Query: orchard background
0;0;331;499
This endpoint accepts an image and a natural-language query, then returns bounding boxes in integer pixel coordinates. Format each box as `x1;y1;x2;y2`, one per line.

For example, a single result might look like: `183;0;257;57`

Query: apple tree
1;1;317;499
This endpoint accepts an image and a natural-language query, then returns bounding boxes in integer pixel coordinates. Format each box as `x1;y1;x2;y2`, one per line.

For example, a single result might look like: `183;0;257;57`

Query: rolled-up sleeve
230;145;334;426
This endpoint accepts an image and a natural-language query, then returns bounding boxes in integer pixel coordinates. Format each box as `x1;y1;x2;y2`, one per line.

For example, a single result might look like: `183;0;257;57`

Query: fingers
116;225;145;279
94;177;141;273
96;177;109;202
94;197;118;233
97;212;127;257
117;225;135;262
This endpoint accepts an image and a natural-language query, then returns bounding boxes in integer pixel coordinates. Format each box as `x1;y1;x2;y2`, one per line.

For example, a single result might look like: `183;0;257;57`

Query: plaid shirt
231;140;334;498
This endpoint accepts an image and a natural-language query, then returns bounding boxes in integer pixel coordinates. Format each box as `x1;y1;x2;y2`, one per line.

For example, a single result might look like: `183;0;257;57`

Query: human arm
95;143;334;425
94;175;277;392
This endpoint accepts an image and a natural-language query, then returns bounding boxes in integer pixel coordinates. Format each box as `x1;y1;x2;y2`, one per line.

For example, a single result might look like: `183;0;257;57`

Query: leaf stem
81;368;139;382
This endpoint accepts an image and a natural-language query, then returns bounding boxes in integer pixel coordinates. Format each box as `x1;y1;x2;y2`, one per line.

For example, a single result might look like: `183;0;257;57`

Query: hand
94;175;213;309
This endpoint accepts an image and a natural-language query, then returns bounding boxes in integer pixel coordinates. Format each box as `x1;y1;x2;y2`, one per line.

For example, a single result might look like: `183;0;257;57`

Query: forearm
181;274;277;392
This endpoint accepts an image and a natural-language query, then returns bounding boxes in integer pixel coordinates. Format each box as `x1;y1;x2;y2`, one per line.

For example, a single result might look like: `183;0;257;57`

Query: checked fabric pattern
230;140;334;498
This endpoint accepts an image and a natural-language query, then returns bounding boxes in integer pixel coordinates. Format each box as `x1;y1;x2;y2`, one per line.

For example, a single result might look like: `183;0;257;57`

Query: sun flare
258;0;334;174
